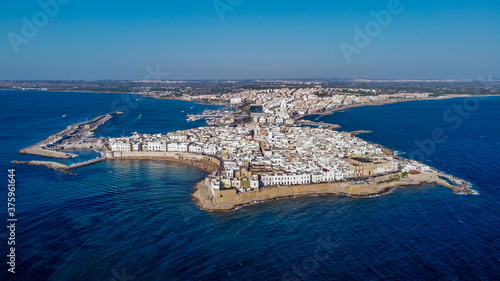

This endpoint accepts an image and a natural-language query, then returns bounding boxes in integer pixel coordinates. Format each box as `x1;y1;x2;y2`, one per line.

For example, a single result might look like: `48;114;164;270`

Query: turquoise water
1;91;499;280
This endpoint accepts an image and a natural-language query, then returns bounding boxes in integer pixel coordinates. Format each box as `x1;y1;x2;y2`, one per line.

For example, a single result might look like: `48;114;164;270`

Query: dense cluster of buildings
186;88;432;126
107;88;437;194
108;124;404;194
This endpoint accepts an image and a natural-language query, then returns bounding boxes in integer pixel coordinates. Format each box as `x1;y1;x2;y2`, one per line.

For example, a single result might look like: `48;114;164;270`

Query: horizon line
1;78;497;83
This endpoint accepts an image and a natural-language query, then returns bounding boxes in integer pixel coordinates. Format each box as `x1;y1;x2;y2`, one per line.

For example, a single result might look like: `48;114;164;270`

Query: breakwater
12;157;107;174
18;112;117;158
11;160;73;174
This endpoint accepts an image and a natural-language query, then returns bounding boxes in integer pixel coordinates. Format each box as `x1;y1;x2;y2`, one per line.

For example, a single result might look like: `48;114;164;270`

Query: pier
13;111;118;173
11;157;106;175
18;112;118;158
296;119;341;130
70;157;107;169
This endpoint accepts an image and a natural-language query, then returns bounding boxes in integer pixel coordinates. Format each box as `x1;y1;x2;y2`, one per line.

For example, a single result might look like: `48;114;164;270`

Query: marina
186;109;239;123
17;112;119;159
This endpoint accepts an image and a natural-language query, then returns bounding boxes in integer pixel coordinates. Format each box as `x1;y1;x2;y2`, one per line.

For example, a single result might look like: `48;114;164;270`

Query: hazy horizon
1;0;499;80
1;78;498;82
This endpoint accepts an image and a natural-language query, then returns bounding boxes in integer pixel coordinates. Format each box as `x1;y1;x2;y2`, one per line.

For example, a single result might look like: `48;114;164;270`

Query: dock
18;112;117;158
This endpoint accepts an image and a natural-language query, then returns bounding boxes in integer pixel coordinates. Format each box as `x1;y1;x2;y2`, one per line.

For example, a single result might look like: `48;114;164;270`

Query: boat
62;114;66;118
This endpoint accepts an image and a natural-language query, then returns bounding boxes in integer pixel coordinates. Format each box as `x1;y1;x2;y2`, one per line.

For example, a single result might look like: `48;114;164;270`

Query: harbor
18;112;119;159
13;112;120;173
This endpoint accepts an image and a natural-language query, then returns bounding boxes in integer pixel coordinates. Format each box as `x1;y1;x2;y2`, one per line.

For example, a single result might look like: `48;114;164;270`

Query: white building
260;173;311;187
204;145;217;155
147;141;166;152
311;173;323;183
168;143;188;152
188;144;203;154
131;142;142;151
110;141;131;152
230;97;242;104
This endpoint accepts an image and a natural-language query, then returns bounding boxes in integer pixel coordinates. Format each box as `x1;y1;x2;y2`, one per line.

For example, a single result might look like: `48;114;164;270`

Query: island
12;84;480;211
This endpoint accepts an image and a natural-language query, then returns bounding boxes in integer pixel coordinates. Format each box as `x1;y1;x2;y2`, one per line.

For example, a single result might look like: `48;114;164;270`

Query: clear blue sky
1;0;499;80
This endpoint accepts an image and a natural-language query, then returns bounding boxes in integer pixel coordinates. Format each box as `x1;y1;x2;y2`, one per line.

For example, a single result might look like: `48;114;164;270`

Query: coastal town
12;84;477;210
108;124;402;192
181;86;433;125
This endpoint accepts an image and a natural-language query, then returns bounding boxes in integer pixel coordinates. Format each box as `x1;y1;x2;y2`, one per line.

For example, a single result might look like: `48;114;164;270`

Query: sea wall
373;173;401;183
11;160;73;174
193;171;474;211
13;149;474;213
106;151;221;172
19;147;72;159
196;176;396;211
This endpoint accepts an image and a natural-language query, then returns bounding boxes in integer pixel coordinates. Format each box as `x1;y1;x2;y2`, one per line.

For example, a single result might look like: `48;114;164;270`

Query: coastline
105;152;220;174
297;94;499;120
11;93;484;212
12;151;475;212
192;171;475;212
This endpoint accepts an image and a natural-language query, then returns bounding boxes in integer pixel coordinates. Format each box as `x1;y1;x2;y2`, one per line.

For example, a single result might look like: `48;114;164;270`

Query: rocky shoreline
11;95;481;212
12;151;475;212
192;172;475;212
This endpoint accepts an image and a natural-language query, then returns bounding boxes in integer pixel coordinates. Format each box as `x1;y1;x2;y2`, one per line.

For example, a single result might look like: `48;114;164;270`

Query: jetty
350;130;373;136
11;157;106;175
296;119;341;130
13;112;118;174
18;112;118;158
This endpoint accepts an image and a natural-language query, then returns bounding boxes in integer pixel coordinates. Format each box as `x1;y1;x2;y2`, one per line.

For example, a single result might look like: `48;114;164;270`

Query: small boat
181;111;185;113
138;114;142;119
62;114;66;118
190;106;194;109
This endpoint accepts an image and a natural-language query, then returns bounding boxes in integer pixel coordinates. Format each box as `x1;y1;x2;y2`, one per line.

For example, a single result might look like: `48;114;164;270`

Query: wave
394;151;406;156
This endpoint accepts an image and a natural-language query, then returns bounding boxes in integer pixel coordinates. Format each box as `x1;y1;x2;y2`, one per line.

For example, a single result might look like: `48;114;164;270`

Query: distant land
1;79;499;99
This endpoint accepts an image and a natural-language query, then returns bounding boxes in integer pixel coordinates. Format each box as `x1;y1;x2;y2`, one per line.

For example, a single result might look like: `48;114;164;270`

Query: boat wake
394;151;406;156
27;115;66;127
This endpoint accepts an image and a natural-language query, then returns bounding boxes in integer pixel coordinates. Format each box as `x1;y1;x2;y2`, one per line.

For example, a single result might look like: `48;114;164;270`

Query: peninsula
11;83;480;211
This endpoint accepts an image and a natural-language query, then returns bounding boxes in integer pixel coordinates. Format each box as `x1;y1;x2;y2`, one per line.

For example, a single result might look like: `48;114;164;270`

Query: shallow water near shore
1;91;500;280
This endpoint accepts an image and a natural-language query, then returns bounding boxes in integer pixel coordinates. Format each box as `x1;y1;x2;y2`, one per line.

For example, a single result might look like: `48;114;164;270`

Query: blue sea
1;91;500;281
